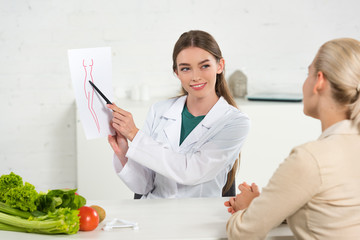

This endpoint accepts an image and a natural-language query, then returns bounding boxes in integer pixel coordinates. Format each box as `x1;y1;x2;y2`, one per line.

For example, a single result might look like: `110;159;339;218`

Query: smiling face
175;47;224;101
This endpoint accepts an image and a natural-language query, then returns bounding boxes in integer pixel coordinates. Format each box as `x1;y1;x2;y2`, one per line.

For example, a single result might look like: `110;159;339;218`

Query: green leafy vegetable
0;172;23;202
0;172;86;214
0;202;33;219
37;189;86;213
0;172;87;235
4;182;38;212
0;207;80;234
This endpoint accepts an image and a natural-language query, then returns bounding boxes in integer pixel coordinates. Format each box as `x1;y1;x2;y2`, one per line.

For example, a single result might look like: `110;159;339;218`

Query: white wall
1;0;360;192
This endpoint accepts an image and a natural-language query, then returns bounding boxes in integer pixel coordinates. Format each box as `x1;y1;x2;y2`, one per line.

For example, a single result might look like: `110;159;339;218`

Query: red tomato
78;206;99;231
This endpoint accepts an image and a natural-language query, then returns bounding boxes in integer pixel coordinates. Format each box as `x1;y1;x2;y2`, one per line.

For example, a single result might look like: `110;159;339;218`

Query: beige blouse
227;120;360;240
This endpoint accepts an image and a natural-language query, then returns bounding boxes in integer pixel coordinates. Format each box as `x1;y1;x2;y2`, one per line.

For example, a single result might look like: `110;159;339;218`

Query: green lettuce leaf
4;182;38;212
37;189;86;213
0;172;23;202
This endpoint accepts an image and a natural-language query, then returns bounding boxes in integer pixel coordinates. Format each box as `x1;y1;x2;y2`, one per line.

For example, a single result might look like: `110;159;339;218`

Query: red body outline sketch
83;59;100;133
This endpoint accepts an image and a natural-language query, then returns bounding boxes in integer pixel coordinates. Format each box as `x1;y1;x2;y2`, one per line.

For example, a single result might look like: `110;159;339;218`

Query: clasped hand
224;182;260;214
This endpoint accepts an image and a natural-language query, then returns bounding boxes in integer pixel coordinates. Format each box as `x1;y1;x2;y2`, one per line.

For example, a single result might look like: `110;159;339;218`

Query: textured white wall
1;0;360;191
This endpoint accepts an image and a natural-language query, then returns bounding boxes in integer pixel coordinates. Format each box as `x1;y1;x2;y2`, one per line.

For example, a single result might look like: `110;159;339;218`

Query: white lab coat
113;95;250;199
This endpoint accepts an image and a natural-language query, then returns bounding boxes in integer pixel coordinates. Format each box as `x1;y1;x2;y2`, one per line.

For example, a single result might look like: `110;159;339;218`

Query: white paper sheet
68;47;115;139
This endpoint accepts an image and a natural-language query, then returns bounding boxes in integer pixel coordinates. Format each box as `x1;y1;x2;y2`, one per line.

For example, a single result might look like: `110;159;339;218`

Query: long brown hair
172;30;239;194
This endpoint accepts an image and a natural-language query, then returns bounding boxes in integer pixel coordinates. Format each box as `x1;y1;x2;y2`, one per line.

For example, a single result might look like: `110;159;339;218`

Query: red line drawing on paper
83;59;100;133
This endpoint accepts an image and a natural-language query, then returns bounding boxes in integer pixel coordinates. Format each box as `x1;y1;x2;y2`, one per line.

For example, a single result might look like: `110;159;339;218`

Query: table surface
0;197;295;240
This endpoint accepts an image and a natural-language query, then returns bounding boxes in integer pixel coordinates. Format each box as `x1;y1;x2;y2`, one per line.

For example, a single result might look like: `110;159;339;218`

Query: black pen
89;81;112;105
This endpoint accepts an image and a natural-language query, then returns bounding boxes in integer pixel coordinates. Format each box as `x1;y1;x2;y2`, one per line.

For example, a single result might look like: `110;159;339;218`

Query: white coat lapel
163;96;187;152
179;123;207;149
180;97;230;149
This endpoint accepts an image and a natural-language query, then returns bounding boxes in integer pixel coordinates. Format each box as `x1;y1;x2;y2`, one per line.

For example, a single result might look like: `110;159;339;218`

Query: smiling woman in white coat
107;30;250;199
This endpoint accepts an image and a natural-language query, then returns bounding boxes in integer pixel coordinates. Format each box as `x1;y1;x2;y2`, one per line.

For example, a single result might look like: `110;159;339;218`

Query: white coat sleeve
113;106;156;195
126;113;250;185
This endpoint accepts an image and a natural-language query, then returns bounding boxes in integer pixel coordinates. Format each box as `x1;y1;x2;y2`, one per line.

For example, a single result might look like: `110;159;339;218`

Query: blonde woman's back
287;120;360;239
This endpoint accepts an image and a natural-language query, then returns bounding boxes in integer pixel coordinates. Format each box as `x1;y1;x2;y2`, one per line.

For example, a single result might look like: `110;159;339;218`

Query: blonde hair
314;38;360;130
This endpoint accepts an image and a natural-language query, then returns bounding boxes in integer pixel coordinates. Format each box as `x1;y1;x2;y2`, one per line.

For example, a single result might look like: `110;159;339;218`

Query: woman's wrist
128;128;139;142
117;154;128;167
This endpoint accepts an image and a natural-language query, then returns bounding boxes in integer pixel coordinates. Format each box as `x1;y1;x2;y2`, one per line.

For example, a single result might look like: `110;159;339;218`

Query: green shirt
180;105;206;145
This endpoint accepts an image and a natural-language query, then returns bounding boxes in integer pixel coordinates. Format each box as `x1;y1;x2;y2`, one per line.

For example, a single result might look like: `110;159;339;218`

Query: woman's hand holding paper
108;131;128;167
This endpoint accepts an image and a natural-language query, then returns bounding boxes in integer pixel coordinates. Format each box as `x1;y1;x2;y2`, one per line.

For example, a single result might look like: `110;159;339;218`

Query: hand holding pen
89;81;139;141
88;80;139;141
88;81;137;167
107;103;139;142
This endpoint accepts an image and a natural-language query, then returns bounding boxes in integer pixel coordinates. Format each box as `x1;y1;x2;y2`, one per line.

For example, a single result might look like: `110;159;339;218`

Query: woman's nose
192;70;201;81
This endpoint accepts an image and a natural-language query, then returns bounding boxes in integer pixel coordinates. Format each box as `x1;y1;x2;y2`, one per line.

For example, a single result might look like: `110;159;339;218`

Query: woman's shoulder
287;139;336;173
149;96;185;115
292;120;359;154
206;97;250;131
220;98;250;122
293;131;359;166
230;105;250;119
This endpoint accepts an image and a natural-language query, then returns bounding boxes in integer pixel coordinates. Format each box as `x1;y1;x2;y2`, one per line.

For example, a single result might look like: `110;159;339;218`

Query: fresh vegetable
0;207;80;234
0;172;23;202
4;182;38;212
37;189;86;213
0;172;86;235
0;172;86;214
78;206;99;231
0;202;33;219
90;205;106;223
